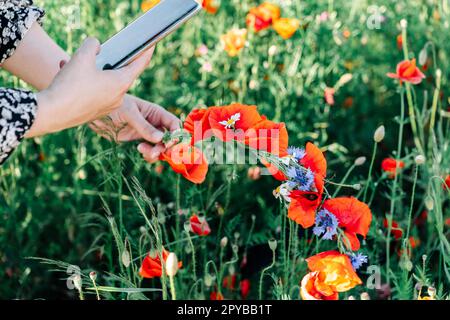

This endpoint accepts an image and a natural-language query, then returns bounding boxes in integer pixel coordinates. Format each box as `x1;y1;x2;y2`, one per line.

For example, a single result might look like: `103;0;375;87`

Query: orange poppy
139;248;182;278
300;271;339;300
184;108;213;144
189;214;211;236
221;28;247;57
208;104;263;142
273;18;300;39
141;0;160;12
383;218;403;239
246;2;280;32
322;197;372;251
159;144;208;184
202;0;220;14
444;175;450;190
287;143;327;228
305;250;362;291
387;59;426;85
381;158;405;178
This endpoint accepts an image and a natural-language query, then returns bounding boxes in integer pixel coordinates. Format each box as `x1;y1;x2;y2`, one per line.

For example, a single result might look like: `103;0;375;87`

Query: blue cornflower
313;209;339;240
286;167;314;191
349;253;368;270
287;146;306;162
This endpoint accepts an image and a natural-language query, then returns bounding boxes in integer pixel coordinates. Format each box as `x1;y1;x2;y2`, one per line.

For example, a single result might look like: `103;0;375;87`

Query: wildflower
319;11;329;22
313;209;339;240
324;87;336;106
139;248;182;279
221;28;247;57
159;144;208;184
210;292;224;300
166;252;179;277
247;166;262;180
202;0;220;14
220;236;228;248
287;146;306;162
414;210;428;226
273;182;292;202
286;167;315;191
222;274;236;290
381;158;405;178
418;286;436;300
184;108;213;144
387;59;426;85
288;143;327;228
373;125;385;143
322;197;372;251
189;214;211;236
246;2;280;32
383;218;403;239
342;28;351;39
200;61;213;73
273;18;300;39
268;45;277;56
396;34;403;50
301;251;362;300
240;279;251;299
443;175;450;190
349;253;368;270
141;0;160;12
195;44;209;57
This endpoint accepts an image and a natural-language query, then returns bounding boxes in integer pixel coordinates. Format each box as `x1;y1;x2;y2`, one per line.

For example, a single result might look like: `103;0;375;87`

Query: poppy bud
73;274;82;292
204;274;214;287
121;249;130;268
419;48;428;66
220;237;228;248
184;221;191;233
89;271;97;281
139;226;147;234
268;238;277;251
353;183;362;191
166;252;179;277
374;125;385;143
415;155;425;165
354;156;366;166
400;19;407;29
425;196;434;211
348;295;355;300
268;45;277;56
436;69;442;80
360;292;370;300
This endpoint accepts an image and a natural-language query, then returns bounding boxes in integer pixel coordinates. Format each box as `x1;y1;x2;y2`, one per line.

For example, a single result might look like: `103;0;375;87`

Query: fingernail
153;131;164;142
137;144;145;153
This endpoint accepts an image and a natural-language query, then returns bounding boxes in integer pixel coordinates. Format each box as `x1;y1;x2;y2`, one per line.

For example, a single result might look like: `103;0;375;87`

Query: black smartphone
95;0;201;70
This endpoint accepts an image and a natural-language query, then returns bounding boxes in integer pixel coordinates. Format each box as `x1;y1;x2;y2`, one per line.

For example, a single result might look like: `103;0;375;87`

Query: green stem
259;249;276;299
363;143;378;202
169;276;177;300
405;165;419;241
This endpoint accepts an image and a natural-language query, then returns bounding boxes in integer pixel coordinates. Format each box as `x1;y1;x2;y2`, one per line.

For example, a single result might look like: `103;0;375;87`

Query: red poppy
222;274;236;290
381;158;405;179
246;2;280;32
322;197;372;251
189;214;211;236
240;279;251;299
288;143;327;228
414;210;428;226
210;292;224;300
387;59;426;85
396;34;403;50
444;175;450;190
184;108;213;144
159;144;208;184
383;218;403;240
245;119;288;156
139;249;182;278
208;104;264;142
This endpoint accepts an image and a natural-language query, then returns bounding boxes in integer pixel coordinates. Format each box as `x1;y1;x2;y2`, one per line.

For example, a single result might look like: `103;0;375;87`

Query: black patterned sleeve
0;1;45;165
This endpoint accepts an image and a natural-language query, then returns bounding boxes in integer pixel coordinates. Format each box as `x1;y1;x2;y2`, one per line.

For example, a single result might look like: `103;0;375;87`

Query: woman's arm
1;23;69;90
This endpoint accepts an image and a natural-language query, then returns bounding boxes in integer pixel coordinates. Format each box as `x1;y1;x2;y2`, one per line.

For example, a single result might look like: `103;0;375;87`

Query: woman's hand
26;37;154;138
91;95;181;163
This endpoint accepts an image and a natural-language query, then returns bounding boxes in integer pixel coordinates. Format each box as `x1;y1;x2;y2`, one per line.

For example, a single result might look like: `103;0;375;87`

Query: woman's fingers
138;142;165;163
119;46;155;83
72;37;101;65
124;105;164;144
